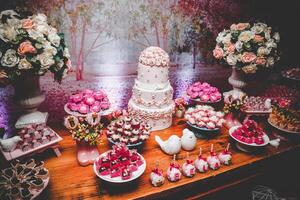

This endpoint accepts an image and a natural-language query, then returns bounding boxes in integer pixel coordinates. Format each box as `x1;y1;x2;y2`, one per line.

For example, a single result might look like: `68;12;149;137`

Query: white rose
44;42;57;55
35;24;49;35
27;29;44;40
18;58;32;69
238;31;254;43
266;39;277;49
264;31;271;40
251;25;264;34
273;32;280;42
63;48;70;58
226;54;237;66
0;10;19;19
48;32;60;47
216;30;228;43
222;34;232;46
35;13;48;24
1;49;19;67
0;24;18;42
257;47;271;56
266;57;275;67
235;41;243;52
38;53;55;69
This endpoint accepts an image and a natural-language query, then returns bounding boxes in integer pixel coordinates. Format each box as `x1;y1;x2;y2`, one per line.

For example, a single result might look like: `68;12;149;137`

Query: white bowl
229;126;270;152
93;151;146;183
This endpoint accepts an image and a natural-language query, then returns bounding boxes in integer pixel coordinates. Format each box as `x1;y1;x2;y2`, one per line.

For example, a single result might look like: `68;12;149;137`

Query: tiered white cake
128;46;175;131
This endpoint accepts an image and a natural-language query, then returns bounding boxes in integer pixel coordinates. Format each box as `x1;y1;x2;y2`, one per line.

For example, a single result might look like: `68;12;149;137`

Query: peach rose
253;35;264;43
255;57;267;65
213;46;224;59
241;52;257;63
18;41;36;55
22;19;35;30
236;23;250;31
227;43;235;54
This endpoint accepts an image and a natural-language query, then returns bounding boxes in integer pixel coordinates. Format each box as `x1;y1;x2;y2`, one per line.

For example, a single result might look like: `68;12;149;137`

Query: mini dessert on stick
167;155;182;182
207;144;221;170
150;161;165;187
182;153;196;178
195;147;208;173
218;143;232;165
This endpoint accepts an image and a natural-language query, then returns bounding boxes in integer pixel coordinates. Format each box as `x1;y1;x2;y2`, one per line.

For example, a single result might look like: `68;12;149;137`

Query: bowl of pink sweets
229;120;270;152
64;89;111;117
186;82;222;104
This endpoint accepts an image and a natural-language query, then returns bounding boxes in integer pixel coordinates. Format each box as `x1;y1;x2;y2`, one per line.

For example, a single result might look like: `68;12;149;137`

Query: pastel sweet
78;104;89;114
167;162;181;182
150;162;164;187
70;94;83;103
84;96;95;106
207;145;220;170
218;144;232;165
187;82;221;102
195;155;208;173
67;103;78;112
182;159;196;178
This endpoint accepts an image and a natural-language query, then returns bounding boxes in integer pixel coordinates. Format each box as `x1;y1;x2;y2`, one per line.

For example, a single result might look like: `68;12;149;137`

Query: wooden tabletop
24;117;299;200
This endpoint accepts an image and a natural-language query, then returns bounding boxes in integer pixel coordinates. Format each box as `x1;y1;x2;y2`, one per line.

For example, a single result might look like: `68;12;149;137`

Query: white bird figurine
0;136;22;152
155;135;181;155
181;129;197;151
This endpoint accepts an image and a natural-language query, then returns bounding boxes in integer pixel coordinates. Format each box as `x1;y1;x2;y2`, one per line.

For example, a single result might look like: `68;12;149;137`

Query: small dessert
195;147;209;173
167;155;182;182
182;153;196;178
218;144;232;165
150;161;164;187
242;96;272;113
121;167;132;180
282;67;300;80
187;82;222;103
107;116;151;146
66;89;111;115
185;105;225;129
231;120;267;145
207;144;220;170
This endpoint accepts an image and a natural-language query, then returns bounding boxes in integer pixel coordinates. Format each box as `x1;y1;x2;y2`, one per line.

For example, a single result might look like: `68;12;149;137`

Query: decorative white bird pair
155;128;197;155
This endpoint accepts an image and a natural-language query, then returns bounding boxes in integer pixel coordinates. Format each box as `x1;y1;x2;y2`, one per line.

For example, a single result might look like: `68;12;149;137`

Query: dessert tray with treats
187;82;222;104
241;96;272;114
268;105;300;134
0;159;49;200
93;143;146;183
64;89;112;117
229;120;270;152
281;67;300;81
106;115;151;149
0;124;62;161
185;105;225;138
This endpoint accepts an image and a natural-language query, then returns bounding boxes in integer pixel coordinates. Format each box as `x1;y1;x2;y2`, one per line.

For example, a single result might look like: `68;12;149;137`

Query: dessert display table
30;119;300;200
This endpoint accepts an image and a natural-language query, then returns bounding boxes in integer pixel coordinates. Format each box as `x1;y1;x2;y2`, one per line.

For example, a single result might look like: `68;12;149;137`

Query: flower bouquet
64;113;104;166
0;10;71;84
213;22;280;92
0;10;71;126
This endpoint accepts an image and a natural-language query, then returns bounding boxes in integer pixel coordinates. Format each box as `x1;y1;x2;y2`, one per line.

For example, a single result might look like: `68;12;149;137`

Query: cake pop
195;147;208;173
150;161;165;187
167;155;182;182
218;144;232;165
207;144;220;170
182;153;196;178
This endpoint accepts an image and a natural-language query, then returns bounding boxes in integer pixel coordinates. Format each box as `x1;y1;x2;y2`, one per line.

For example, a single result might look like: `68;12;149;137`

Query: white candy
150;172;165;187
195;158;208;173
207;155;220;170
209;116;219;123
218;152;232;165
167;167;181;182
207;122;216;129
182;163;196;177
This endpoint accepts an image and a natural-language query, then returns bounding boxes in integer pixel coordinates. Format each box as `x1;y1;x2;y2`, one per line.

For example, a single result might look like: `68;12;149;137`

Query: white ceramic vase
228;67;247;92
13;76;48;128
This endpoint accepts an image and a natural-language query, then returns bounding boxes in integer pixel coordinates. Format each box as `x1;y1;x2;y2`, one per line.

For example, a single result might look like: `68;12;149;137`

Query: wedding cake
128;46;175;131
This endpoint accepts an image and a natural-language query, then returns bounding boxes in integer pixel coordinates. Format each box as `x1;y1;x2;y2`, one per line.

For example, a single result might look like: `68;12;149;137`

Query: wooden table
20;117;299;200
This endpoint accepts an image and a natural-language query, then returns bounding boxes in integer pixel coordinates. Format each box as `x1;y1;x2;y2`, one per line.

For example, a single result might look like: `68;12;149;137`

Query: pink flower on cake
213;46;224;59
241;52;257;63
227;43;236;54
18;41;36;55
253;35;264;43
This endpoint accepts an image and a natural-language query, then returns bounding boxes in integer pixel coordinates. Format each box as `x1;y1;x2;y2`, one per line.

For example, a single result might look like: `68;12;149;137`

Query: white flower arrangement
213;22;280;74
0;10;71;86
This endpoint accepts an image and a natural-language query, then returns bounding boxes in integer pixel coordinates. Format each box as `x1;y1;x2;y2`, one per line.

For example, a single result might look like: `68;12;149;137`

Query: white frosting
129;46;174;131
207;156;221;170
150;172;165;187
195;158;208;173
182;163;196;177
167;167;181;182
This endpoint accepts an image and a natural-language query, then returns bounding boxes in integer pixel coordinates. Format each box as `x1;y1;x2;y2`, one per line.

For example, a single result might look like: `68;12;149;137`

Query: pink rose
253;35;264;43
18;41;36;55
22;19;35;30
255;57;267;65
213;46;224;59
236;23;250;31
227;44;235;54
241;52;257;63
